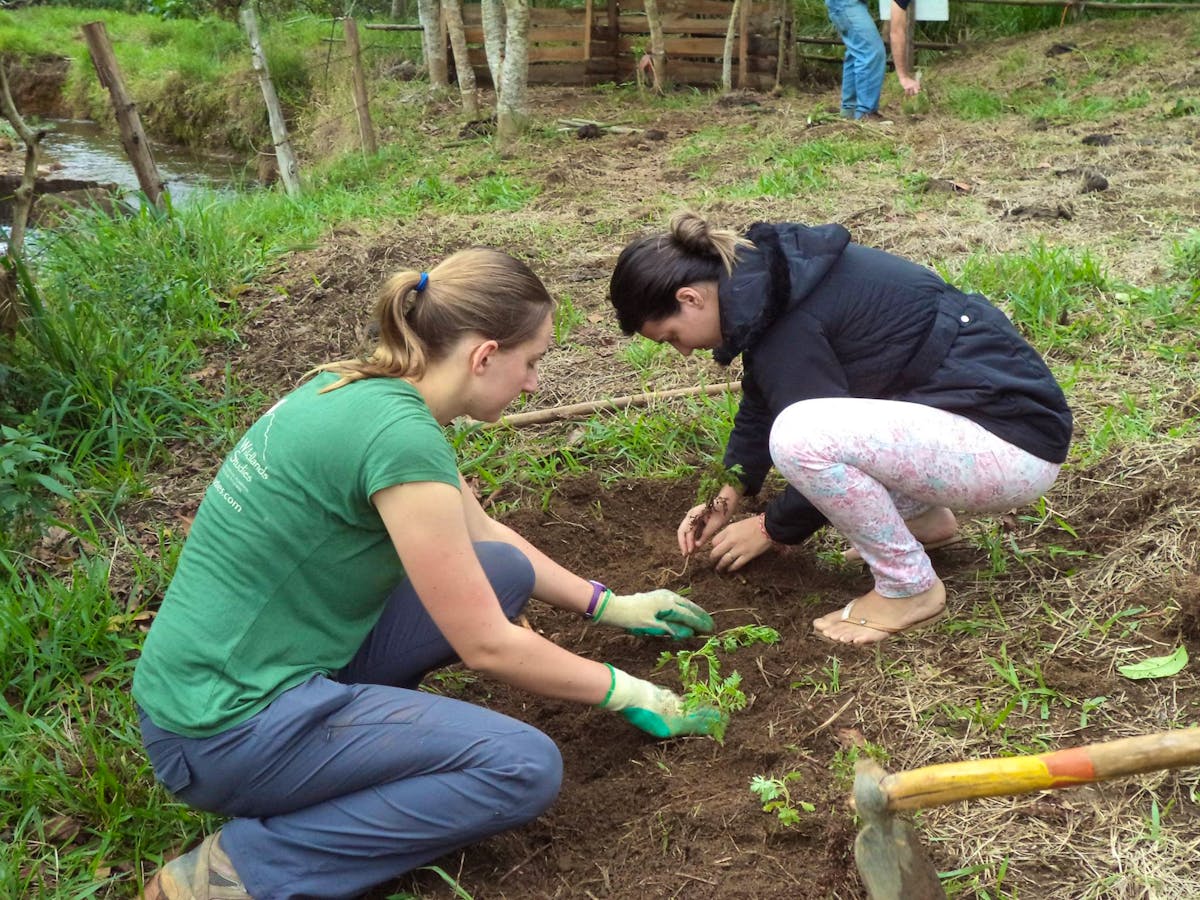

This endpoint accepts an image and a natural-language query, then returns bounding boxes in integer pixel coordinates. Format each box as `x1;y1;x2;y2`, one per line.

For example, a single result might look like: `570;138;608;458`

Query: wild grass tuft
949;240;1110;346
1;550;213;897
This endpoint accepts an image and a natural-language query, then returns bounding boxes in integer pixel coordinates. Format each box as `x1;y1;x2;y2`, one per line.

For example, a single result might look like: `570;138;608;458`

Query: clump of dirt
6;55;70;117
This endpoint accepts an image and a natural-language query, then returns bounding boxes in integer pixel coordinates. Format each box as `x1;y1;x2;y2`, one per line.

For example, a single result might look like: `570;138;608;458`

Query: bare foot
812;579;946;645
842;507;959;562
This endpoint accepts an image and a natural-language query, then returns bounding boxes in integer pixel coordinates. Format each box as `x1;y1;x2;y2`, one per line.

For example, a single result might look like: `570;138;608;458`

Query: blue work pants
826;0;886;117
139;541;563;900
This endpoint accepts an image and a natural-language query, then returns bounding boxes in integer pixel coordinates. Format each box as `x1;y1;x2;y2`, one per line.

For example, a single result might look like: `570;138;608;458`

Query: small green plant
694;459;743;504
553;293;587;344
421;668;478;696
657;624;780;742
0;422;76;543
790;656;842;695
686;461;744;546
749;772;814;826
387;864;475;899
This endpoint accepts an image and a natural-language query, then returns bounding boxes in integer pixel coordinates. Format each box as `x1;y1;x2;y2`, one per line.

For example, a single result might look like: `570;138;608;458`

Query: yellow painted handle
883;728;1200;811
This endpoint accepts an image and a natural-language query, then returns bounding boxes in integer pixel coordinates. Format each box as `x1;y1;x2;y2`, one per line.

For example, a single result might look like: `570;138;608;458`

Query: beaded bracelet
758;514;780;546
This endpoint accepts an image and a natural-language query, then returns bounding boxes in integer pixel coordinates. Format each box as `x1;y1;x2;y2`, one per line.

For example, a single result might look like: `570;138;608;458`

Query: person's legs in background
825;0;886;117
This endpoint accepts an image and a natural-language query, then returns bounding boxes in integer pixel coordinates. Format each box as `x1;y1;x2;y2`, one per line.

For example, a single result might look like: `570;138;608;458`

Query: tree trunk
496;0;529;145
417;0;448;88
481;0;506;97
0;61;41;335
240;6;301;197
643;0;666;93
391;0;405;19
721;0;741;93
442;0;478;117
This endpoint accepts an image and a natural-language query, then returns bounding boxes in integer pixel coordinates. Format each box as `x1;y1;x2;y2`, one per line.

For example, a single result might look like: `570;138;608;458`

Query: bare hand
710;516;773;573
677;502;731;556
899;73;921;97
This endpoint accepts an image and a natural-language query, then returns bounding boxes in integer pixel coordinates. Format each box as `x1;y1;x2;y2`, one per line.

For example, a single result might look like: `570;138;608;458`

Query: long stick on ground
494;381;741;427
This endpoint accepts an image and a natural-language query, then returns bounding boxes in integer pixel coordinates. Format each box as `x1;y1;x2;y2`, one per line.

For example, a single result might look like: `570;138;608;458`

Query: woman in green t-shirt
136;248;723;900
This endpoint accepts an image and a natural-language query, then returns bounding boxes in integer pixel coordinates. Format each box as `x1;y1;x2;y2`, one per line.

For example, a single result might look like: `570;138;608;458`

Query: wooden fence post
737;0;750;89
241;5;301;197
80;21;164;208
342;17;377;154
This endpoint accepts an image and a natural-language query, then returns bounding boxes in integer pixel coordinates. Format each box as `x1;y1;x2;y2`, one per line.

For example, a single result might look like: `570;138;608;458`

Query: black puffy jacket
717;222;1073;544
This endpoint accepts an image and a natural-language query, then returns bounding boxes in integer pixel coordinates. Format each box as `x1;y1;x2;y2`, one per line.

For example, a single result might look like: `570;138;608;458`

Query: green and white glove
598;664;726;739
588;584;715;639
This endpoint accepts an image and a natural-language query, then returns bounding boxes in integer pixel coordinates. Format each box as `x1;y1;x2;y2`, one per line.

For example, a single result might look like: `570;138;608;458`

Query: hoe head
852;759;945;900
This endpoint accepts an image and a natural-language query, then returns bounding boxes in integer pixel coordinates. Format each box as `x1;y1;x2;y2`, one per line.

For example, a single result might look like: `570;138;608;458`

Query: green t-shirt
132;373;461;737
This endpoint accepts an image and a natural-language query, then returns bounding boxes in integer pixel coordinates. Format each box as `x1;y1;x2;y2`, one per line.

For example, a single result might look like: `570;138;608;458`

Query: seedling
688;461;744;545
657;624;780;742
749;771;814;826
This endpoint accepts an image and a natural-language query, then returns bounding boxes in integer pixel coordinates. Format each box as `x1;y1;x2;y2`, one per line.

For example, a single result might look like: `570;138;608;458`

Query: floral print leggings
769;398;1063;598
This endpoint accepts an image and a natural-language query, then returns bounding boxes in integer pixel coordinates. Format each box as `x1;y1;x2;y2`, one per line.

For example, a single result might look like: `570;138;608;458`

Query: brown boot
143;831;251;900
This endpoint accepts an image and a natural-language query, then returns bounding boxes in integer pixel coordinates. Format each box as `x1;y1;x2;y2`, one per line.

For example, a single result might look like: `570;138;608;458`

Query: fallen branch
0;59;42;334
494;381;742;427
555;117;641;134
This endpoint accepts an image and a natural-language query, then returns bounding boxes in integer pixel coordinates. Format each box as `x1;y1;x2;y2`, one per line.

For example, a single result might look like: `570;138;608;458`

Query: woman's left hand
710;516;774;573
594;589;715;639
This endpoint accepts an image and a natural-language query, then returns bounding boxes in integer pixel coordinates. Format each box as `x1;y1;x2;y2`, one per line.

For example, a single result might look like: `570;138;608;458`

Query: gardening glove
598;664;726;739
591;586;715;639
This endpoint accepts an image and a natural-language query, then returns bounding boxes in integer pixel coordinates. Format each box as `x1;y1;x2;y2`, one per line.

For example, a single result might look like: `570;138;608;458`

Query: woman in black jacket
609;213;1072;644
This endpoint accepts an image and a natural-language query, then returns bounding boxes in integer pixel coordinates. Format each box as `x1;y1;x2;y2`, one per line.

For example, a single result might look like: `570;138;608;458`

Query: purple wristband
584;580;607;619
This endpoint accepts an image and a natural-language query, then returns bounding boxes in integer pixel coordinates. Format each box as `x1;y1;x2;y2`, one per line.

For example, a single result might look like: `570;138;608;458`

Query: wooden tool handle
882;728;1200;811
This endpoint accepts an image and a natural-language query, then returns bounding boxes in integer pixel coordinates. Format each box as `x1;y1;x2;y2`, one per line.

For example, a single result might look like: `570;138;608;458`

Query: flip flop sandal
814;599;947;645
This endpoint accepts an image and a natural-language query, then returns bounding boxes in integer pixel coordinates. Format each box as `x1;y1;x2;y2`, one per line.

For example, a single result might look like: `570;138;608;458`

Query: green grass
1;8;415;149
1;548;214;898
944;85;1007;121
453;389;736;510
712;136;904;200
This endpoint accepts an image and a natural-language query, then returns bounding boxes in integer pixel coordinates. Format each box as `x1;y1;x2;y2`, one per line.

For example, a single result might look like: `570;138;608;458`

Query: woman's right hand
677;486;740;555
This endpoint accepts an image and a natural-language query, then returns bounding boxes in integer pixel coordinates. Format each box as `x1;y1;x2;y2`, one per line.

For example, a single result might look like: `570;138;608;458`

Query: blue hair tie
415;272;429;292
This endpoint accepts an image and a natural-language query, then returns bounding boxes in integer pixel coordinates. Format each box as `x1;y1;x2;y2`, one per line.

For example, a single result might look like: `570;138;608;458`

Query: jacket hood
713;222;851;364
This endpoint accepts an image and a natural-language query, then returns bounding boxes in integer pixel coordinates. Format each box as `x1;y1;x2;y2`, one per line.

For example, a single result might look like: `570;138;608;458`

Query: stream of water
41;118;245;205
1;119;247;252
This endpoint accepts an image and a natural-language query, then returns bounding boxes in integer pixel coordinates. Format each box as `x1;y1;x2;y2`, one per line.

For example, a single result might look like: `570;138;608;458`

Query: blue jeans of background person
138;541;563;900
826;0;886;117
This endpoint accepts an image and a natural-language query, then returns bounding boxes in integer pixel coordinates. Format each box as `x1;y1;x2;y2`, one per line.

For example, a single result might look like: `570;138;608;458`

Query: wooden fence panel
457;0;780;89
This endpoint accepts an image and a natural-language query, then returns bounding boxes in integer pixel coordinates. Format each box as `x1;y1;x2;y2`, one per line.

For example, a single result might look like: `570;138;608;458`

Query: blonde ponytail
312;248;553;392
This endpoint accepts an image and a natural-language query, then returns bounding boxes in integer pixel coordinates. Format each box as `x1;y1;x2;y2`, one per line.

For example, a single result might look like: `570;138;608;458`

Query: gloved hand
598;664;726;739
592;588;714;639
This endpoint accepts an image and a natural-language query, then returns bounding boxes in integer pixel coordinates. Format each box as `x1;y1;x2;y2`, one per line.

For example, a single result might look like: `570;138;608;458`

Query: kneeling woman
609;213;1072;645
136;248;722;899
